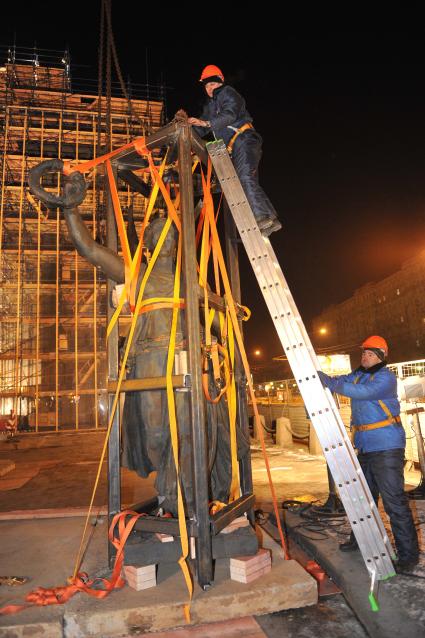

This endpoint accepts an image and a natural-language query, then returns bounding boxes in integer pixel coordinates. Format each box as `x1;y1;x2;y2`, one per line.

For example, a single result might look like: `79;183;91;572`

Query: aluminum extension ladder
206;139;396;605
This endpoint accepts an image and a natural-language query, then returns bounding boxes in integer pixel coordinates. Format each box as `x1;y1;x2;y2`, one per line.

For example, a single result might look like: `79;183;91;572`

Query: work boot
262;219;282;237
256;216;274;231
339;532;359;552
395;557;419;574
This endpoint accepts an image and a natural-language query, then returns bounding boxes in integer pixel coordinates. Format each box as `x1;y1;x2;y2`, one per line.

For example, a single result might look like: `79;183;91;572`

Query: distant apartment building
311;250;425;364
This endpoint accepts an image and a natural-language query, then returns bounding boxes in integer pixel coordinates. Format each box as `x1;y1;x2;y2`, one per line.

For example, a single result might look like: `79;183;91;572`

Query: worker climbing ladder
206;139;396;605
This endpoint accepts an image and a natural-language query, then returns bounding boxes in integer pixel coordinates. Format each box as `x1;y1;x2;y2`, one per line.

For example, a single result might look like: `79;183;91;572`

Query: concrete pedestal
309;424;324;457
276;417;293;447
0;517;317;637
253;414;266;441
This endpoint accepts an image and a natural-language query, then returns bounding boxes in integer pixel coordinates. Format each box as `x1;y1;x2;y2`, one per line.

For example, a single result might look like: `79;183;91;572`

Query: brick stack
230;548;271;583
123;564;157;591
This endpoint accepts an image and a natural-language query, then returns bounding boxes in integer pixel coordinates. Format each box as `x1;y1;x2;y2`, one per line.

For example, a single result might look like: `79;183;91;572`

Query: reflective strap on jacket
226;123;254;154
353;373;400;431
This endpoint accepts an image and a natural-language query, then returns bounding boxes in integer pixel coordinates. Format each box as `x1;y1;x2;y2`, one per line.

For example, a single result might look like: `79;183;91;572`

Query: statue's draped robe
121;263;249;516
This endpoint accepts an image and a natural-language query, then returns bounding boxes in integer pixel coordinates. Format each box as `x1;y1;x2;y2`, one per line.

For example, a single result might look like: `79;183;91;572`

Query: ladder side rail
249;235;395;571
264;304;395;571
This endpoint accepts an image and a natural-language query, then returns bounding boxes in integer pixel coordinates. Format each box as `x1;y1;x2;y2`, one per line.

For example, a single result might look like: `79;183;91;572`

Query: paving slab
0;516;317;638
264;508;425;638
122;616;267;638
2;433;421;637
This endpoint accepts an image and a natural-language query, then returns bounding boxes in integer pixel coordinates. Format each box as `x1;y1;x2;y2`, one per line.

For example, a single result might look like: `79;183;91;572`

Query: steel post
178;122;213;588
106;163;121;566
223;204;254;519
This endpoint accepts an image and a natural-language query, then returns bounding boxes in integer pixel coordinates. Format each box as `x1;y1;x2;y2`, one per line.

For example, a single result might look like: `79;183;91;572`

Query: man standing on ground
188;65;282;236
318;335;420;572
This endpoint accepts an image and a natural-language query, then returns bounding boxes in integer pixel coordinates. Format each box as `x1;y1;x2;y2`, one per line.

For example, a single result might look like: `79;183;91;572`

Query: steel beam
210;494;256;535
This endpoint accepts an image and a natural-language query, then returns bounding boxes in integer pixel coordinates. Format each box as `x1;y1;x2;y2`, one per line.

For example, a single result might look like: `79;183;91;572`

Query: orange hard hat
199;65;224;83
361;335;388;356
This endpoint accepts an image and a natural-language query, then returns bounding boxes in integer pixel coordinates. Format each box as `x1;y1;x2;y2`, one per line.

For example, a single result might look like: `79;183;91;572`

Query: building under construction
311;250;425;364
0;48;164;431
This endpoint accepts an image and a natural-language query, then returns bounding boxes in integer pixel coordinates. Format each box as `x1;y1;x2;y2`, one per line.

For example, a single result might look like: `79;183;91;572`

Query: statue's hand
63;172;87;209
28;160;87;210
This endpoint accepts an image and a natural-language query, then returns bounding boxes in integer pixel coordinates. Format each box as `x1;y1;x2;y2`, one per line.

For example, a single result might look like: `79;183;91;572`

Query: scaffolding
0;49;164;431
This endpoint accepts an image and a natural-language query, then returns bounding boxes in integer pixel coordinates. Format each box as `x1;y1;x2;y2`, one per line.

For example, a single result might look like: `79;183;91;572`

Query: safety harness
226;122;254;154
353;373;401;432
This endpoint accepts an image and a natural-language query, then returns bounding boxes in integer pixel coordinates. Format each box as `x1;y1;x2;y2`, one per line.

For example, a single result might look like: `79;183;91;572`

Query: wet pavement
0;431;424;637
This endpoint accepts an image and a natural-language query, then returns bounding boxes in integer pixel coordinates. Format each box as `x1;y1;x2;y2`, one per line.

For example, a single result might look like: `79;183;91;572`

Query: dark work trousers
358;448;419;562
231;130;279;223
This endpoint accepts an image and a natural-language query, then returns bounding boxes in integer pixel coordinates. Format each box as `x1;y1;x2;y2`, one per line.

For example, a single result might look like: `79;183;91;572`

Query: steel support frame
106;121;254;586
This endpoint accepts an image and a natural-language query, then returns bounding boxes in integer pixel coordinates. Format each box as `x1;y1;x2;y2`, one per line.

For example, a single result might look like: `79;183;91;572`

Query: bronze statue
28;161;249;517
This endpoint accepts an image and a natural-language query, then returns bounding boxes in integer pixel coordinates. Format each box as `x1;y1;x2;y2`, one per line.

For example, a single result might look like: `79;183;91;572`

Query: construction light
319;327;328;335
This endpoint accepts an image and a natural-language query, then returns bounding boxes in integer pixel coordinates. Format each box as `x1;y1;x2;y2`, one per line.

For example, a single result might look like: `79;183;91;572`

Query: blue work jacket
194;84;253;145
318;363;405;453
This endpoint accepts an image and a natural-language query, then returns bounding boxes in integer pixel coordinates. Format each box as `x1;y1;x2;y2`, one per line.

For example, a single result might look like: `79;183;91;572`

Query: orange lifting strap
200;161;289;558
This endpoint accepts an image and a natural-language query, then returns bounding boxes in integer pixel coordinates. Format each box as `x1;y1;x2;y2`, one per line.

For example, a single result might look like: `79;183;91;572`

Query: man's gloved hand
317;370;338;393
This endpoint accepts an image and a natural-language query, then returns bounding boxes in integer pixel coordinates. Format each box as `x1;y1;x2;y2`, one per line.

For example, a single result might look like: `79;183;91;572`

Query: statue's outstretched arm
28;160;125;283
63;205;125;283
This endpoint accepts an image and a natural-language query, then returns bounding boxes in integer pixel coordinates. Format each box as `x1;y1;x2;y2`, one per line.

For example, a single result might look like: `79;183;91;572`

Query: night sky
2;14;425;368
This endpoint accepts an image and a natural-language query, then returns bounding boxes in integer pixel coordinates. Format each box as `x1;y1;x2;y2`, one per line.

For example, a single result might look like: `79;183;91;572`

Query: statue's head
144;213;178;258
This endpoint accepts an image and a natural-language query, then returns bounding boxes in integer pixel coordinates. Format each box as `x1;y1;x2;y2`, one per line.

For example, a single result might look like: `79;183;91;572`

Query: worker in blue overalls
188;64;282;236
318;335;419;573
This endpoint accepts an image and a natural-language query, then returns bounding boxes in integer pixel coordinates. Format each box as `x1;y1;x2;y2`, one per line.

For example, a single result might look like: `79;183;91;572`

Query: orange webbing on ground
0;510;145;616
201;164;289;558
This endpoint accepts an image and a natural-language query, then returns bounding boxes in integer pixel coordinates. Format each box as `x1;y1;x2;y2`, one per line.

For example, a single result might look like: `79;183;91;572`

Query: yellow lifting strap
165;232;193;622
199;167;239;497
106;154;168;338
200;161;289;557
72;216;175;581
226;310;239;501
